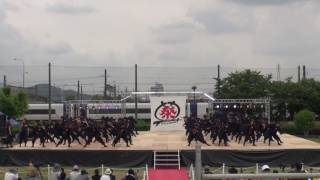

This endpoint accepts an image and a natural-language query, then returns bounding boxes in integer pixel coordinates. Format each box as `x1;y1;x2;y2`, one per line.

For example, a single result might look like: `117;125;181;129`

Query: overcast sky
0;0;319;68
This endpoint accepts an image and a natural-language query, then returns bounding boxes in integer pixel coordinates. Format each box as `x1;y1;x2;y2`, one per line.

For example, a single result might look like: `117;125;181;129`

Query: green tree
0;88;28;118
270;79;297;121
0;92;16;117
216;69;272;98
270;78;320;120
14;91;28;117
216;68;320;122
294;109;315;136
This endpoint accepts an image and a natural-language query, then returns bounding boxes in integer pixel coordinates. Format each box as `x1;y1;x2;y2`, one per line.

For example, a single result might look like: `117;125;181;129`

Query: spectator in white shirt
4;168;19;180
100;169;112;180
49;163;61;180
68;165;81;180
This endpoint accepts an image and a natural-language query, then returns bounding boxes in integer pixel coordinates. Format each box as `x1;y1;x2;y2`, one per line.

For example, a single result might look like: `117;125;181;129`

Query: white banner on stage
150;96;186;132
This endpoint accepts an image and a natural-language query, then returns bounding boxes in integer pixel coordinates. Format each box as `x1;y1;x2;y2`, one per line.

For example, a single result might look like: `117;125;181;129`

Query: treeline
215;69;320;121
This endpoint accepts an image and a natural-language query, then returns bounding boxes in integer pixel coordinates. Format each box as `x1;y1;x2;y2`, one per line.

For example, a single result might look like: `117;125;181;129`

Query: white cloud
226;0;305;6
46;3;96;15
1;0;320;69
252;1;320;66
152;21;200;45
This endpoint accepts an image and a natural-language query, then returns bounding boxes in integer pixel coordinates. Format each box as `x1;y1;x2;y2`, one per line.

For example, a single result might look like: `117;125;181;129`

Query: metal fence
192;144;320;180
202;173;320;179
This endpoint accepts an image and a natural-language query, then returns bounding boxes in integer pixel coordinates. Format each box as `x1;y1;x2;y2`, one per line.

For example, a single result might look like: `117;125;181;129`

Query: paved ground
148;168;189;180
11;131;320;151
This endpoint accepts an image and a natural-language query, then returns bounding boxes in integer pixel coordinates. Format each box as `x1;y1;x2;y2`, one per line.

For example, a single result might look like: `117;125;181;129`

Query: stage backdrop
150;96;186;131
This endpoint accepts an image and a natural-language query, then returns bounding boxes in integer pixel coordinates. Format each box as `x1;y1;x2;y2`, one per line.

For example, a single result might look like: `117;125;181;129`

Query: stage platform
9;131;320;151
1;131;320;167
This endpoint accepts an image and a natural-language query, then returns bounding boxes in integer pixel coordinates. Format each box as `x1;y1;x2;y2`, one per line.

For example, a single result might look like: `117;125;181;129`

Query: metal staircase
153;150;180;169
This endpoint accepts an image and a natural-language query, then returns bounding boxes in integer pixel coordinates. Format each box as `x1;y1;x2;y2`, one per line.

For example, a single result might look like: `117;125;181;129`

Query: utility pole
302;65;306;80
125;87;128;96
104;69;107;99
48;62;52;122
277;64;281;81
77;80;80;100
217;64;221;97
60;85;64;102
80;84;83;118
3;75;6;88
77;80;80;118
113;82;116;98
117;84;120;98
135;64;138;122
80;85;83;103
298;65;301;82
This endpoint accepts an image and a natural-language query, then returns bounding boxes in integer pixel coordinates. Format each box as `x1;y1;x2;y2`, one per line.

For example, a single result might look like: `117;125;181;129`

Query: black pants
243;134;255;146
19;132;28;147
32;135;46;147
57;135;71;147
5;134;13;147
218;133;228;146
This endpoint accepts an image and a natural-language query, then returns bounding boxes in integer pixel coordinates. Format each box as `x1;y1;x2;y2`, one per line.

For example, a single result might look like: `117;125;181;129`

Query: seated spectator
91;169;101;180
294;163;305;173
123;169;136;180
59;168;66;180
68;165;81;180
75;169;89;180
289;164;297;173
279;164;286;172
49;163;61;180
273;170;281;180
227;166;238;180
25;165;41;180
100;168;112;180
4;168;19;180
262;165;271;173
288;163;308;180
228;166;238;174
109;169;116;180
204;166;212;174
261;164;276;180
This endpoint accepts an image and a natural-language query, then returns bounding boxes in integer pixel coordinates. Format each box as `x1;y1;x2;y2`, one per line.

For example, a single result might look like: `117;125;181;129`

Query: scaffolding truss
209;98;271;123
65;93;271;123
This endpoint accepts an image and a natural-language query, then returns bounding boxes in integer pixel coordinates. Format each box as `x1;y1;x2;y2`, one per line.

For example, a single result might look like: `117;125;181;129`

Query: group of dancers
4;110;283;148
185;111;283;146
5;116;138;148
